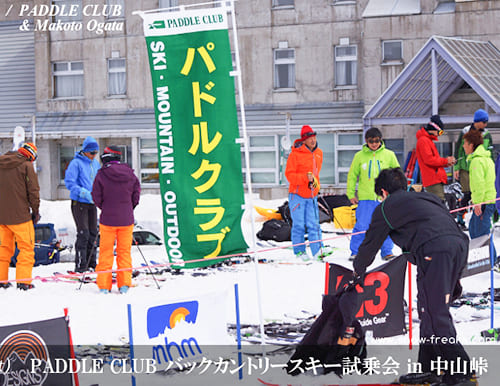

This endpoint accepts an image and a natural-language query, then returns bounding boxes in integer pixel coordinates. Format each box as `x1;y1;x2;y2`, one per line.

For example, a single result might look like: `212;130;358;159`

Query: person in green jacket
463;129;496;240
346;127;400;261
453;109;493;229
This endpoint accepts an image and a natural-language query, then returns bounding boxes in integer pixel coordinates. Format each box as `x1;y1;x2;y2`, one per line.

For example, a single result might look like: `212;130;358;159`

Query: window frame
272;0;295;9
52;0;82;22
139;138;160;186
52;61;84;99
273;47;296;90
107;57;127;96
106;0;125;19
58;144;78;185
382;40;403;64
334;44;358;88
159;0;179;11
242;135;280;187
332;0;356;4
335;132;363;185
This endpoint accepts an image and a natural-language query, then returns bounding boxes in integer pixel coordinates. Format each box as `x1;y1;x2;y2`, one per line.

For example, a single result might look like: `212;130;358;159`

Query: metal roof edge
364;35;500;120
364;35;439;119
432;38;500;112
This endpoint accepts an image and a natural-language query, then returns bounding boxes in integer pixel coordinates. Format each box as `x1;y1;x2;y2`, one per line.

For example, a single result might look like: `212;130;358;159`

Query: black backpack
277;201;293;225
286;289;367;377
278;199;332;224
256;219;291;242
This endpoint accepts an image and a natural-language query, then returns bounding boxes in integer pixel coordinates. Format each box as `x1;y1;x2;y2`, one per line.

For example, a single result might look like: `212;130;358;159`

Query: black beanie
426;114;444;132
100;145;122;164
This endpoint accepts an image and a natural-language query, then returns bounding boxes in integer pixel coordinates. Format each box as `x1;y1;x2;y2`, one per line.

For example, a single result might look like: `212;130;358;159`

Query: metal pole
229;0;267;347
134;240;161;290
77;236;99;291
31;115;37;173
431;49;438;115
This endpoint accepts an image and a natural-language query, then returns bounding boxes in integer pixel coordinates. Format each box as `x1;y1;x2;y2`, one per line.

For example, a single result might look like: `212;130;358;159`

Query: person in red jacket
415;115;456;200
285;125;331;261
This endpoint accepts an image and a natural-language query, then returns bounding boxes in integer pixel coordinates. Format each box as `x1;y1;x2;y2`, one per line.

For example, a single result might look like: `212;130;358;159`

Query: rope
1;196;498;286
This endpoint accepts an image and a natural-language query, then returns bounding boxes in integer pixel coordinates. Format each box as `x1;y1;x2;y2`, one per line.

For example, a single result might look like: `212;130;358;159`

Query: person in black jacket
353;168;473;386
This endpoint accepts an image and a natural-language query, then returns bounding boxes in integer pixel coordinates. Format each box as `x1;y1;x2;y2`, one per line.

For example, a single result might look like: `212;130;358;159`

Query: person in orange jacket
0;143;40;290
285;125;331;261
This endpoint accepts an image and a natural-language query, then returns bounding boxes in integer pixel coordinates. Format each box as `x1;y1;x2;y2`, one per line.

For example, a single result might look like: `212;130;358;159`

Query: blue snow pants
350;200;393;257
469;203;495;240
289;193;322;256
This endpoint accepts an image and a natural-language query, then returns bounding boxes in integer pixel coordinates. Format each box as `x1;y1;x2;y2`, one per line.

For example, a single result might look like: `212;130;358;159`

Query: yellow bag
333;205;357;229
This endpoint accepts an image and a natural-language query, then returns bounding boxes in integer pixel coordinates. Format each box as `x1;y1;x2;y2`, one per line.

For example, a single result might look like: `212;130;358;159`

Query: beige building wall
1;0;499;199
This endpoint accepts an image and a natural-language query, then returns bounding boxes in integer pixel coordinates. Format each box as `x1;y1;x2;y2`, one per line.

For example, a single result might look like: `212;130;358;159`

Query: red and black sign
0;316;74;386
326;255;407;338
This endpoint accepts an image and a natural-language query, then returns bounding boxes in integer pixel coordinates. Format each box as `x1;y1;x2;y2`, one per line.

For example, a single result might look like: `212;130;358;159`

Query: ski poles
78;234;99;291
134;239;161;290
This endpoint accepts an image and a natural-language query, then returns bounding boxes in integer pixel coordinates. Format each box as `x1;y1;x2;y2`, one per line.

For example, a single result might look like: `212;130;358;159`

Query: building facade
0;0;498;199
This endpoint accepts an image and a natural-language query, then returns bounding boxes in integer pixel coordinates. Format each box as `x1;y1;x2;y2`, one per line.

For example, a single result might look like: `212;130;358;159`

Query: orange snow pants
0;221;35;284
96;224;133;290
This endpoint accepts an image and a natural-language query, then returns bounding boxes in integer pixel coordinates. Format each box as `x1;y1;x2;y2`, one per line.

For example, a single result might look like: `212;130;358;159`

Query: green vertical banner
142;7;247;268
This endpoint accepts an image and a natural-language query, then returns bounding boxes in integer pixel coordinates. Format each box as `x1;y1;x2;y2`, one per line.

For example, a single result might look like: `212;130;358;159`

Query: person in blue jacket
64;136;101;272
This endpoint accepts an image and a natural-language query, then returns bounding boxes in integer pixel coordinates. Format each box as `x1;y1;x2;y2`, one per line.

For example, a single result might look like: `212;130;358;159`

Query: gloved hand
307;174;320;190
80;188;94;204
343;273;362;293
31;212;40;225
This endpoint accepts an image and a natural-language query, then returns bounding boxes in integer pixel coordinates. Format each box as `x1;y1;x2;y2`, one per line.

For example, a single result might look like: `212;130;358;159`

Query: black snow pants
71;200;98;272
416;234;472;384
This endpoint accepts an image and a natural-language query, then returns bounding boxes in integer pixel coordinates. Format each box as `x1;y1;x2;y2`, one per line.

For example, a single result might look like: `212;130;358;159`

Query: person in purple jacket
91;146;141;294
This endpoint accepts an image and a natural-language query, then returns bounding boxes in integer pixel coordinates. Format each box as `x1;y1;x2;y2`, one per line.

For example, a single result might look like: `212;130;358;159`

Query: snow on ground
2;194;500;384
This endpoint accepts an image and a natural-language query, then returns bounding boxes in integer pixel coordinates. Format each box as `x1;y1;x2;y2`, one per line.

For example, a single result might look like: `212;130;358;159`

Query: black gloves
31;212;40;225
343;273;362;293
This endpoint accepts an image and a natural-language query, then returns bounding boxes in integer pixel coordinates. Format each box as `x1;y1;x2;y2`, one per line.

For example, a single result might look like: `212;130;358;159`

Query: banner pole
489;231;495;329
64;308;80;386
229;0;266;348
408;262;413;350
324;262;330;295
234;283;243;380
127;304;137;386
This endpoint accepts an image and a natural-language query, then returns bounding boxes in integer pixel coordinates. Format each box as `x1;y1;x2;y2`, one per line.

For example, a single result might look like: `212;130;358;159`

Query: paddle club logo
0;330;50;386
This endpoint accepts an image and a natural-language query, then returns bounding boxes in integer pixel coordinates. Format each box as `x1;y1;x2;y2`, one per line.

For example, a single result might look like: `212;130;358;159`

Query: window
435;1;455;14
384;138;404;166
53;61;84;98
317;134;335;185
159;0;179;11
112;144;131;166
106;0;125;18
59;145;77;184
334;45;357;87
108;58;126;95
382;40;403;63
140;138;159;184
242;136;279;185
274;48;295;89
272;0;294;8
52;0;82;22
436;141;453;182
336;133;362;184
212;0;229;7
